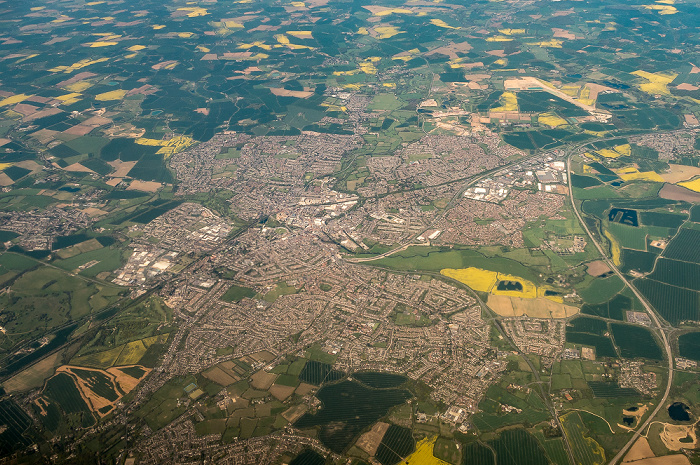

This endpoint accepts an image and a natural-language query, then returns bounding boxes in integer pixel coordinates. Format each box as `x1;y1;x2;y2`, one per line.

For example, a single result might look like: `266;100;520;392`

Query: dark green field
610;323;662;360
678;332;700;361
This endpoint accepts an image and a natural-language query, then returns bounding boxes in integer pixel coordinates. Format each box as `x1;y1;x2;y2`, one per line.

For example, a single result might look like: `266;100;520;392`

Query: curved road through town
566;155;674;465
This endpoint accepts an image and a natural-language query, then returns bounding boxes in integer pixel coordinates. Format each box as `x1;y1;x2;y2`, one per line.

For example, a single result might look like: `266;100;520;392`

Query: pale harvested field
282;403;308;423
107;365;151;393
250;370;277;390
3;351;63;393
82;115;112;127
108;160;137;177
128;180;161;192
0;172;13;186
81;207;108;217
270;87;313;98
203;365;238;386
23;107;62;122
623;455;691;465
249;350;275;363
295;383;315;396
63;124;93;136
13;103;38;116
586;260;611;277
659;183;700;202
586;83;618;101
552;28;580;40
15;160;42;172
425;41;472;60
487;295;579;318
356;422;390;455
269;384;296;401
31;129;60;144
661;164;700;183
64;163;94;173
623;437;655;462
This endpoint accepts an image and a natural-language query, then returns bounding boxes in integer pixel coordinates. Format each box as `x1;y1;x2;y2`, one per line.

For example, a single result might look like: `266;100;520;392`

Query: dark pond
497;281;523;291
295;377;412;453
298;360;344;386
608;208;638;227
353;372;407;389
668;402;691;421
289;449;325;465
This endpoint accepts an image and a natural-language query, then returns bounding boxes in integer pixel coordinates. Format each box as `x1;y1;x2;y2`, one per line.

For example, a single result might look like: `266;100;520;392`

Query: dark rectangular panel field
610;323;662;360
635;279;699;325
587;381;639;398
647;258;700;291
460;442;495;465
375;425;415;465
662;228;700;263
580;295;631;320
297;361;344;386
571;174;603;189
620;249;658;274
678;332;700;361
565;332;618;358
639;212;686;229
487;429;549;465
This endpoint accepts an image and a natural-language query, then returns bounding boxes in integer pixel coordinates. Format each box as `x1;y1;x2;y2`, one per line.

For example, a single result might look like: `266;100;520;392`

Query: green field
263;282;298;303
221;284;256;303
562;412;606;465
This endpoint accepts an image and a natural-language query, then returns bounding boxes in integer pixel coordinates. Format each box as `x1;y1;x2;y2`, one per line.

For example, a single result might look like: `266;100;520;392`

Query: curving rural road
566;155;674;465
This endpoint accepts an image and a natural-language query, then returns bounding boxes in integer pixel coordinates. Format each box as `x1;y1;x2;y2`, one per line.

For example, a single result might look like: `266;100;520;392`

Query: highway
566;155;674;465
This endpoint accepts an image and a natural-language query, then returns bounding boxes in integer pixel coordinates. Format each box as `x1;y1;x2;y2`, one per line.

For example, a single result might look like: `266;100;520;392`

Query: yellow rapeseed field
491;92;518;112
375;8;413;16
95;89;128;101
375;26;403;39
442;268;498;292
644;4;677;14
50;57;109;73
403;437;451;465
287;31;313;39
0;94;31;107
135;136;195;158
539;112;568;128
499;28;526;35
441;267;540;298
64;81;93;92
631;70;677;95
617;169;664;182
604;230;621;266
87;41;118;47
678;177;700;193
176;7;209;17
529;39;564;48
239;41;272;51
430;19;459;29
486;36;513;42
